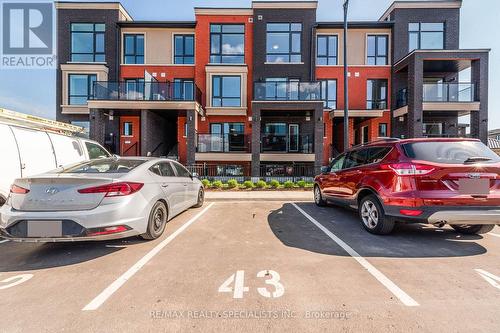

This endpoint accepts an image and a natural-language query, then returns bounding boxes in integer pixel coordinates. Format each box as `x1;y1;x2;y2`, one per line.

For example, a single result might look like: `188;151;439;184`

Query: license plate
458;178;490;195
27;220;63;238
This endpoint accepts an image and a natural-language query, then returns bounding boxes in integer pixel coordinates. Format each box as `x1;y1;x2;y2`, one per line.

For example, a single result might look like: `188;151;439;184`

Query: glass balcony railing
254;81;322;101
92;81;202;103
261;134;314;153
423;83;475;102
196;133;249;153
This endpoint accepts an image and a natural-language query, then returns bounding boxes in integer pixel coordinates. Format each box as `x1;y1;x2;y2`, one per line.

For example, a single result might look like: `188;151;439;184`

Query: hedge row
201;179;314;190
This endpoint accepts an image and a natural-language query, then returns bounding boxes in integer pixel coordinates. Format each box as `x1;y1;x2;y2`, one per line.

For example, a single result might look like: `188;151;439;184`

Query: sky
0;0;498;128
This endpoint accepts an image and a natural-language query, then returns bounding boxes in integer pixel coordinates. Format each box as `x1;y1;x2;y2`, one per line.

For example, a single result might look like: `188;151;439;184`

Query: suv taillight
383;163;435;176
77;182;143;197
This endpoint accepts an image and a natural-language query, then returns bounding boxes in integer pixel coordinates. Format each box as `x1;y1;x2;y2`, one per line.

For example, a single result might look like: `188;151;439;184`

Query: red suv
314;138;500;235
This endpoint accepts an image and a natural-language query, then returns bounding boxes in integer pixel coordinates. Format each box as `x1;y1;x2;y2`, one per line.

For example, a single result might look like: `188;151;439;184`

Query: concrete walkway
205;190;313;201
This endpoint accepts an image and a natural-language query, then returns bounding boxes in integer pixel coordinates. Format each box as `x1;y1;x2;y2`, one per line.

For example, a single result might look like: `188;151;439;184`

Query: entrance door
120;116;140;156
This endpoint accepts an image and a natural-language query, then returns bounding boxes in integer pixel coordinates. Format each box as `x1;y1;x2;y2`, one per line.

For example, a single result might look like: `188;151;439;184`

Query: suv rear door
337;148;369;198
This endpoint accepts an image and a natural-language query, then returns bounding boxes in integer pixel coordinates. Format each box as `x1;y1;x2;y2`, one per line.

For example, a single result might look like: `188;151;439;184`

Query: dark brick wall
56;8;121;123
252;8;316;82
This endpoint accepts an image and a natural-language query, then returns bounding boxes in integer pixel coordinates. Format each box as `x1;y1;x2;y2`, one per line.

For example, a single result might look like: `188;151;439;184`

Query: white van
0;123;111;205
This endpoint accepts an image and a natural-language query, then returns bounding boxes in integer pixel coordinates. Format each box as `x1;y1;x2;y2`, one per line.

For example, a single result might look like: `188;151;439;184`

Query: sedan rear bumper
0;228;138;242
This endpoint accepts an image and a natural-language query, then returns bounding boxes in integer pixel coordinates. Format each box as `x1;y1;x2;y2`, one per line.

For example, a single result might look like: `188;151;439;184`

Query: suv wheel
451;224;494;235
359;195;394;235
314;185;327;206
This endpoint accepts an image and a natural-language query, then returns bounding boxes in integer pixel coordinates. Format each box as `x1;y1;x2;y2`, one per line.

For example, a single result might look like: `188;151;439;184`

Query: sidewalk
205;190;313;202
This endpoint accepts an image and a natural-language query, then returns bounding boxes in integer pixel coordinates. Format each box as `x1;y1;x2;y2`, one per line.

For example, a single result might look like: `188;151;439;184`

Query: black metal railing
254;81;322;101
261;134;314;153
187;164;250;182
197;133;249;153
92;81;202;103
260;164;316;182
423;83;475;102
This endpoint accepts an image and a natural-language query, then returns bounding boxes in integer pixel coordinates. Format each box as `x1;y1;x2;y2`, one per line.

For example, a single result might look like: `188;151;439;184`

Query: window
123;122;133;136
152;162;176;177
71;23;105;62
317;35;338;65
423;123;443;136
320;80;337;109
123;34;144;64
174;35;194;64
409;23;444;51
173;162;191;178
69;74;96;105
367;79;388;109
71;121;90;138
403;141;500;164
173;79;194;100
362;126;369;144
366;147;391;164
330;153;346;172
212;76;241;107
63;158;142;173
84;142;111;159
378;123;388;137
210;24;245;64
345;149;369;169
367;35;388;65
125;78;145;99
264;78;299;100
266;23;302;63
210;123;245;152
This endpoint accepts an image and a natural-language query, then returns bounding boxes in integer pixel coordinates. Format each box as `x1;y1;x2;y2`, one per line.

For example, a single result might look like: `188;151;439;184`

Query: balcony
196;133;249;153
261;134;314;154
91;81;202;104
253;81;322;101
423;83;475;102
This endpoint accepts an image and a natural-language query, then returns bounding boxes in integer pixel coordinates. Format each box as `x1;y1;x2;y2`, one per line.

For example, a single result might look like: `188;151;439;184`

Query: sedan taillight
383;163;435;176
10;184;30;194
77;182;144;197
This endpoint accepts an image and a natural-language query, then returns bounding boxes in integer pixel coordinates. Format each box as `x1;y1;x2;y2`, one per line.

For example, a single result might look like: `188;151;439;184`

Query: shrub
212;180;223;189
283;180;294;188
268;179;280;188
255;180;267;189
296;180;306;188
201;179;211;188
227;179;238;188
242;180;254;189
304;182;314;188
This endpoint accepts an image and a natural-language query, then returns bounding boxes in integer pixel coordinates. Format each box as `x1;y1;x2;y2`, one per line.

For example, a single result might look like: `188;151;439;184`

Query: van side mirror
320;166;330;175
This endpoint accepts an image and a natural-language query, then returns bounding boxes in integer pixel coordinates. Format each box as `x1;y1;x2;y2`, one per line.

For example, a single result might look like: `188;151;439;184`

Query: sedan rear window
402;141;500;164
61;159;146;173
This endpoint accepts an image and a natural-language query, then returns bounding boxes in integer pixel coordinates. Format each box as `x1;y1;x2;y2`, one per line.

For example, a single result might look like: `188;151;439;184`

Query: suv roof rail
351;137;400;149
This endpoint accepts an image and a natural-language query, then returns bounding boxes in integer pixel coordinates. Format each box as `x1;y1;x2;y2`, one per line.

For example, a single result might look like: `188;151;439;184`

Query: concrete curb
205;191;314;202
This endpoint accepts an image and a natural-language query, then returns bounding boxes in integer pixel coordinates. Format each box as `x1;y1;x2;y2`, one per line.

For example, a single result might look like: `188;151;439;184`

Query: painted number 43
218;270;284;299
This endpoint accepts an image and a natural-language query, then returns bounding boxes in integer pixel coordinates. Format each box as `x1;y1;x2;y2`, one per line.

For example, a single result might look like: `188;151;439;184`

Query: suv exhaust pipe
432;221;447;228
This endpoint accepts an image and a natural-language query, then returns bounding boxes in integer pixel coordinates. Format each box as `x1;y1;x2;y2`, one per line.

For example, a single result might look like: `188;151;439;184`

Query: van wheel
451;224;494;235
141;201;168;240
193;188;204;208
314;185;327;206
359;195;394;235
0;196;5;207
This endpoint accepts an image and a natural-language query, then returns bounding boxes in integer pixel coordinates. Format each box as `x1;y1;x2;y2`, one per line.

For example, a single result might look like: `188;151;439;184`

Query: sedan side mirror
320;166;330;175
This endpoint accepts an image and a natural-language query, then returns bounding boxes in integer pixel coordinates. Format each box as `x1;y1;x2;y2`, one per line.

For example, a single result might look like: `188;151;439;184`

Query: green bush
227;179;238;188
242;180;254;189
283;180;294;188
296;180;306;188
268;179;280;188
255;180;267;188
212;180;223;189
304;182;314;188
201;179;211;188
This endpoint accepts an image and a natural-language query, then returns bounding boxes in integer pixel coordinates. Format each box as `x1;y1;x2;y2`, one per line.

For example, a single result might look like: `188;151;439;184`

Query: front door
120;116;140;156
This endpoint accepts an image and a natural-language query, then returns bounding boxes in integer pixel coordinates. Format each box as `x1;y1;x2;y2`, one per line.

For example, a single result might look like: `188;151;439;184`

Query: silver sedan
0;157;204;242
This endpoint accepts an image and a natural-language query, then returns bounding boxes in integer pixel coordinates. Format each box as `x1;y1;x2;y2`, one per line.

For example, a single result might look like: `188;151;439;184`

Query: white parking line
488;233;500;238
0;240;9;244
83;203;215;311
292;203;419;307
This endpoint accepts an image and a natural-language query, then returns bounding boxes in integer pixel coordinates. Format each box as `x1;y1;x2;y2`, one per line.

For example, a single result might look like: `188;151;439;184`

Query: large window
68;74;96;105
71;23;105;62
173;79;194;100
212;76;241;107
367;79;388;110
367;35;388;65
123;34;144;64
210;123;245;152
210;24;245;64
320;80;337;109
378;123;388;137
409;23;444;51
266;23;302;63
265;78;299;100
174;35;194;64
317;35;338;65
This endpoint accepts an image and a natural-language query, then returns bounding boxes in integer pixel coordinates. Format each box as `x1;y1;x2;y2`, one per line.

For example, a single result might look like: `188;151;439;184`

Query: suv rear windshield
402;141;500;164
61;159;146;173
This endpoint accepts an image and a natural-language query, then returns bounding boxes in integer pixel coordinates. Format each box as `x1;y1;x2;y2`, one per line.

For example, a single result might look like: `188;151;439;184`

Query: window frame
68;74;97;105
172;162;192;178
408;22;445;51
123;34;145;64
209;24;245;64
70;23;105;63
316;34;338;66
173;34;195;65
366;34;388;66
378;123;388;137
172;78;195;101
211;75;242;107
319;79;337;109
366;79;388;110
266;23;302;63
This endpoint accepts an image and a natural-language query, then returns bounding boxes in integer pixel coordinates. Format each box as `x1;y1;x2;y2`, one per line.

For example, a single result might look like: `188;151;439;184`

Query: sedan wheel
193;188;204;208
141;201;168;240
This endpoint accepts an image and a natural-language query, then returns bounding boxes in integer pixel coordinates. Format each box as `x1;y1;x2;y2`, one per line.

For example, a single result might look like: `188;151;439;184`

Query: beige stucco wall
121;27;195;65
316;28;392;66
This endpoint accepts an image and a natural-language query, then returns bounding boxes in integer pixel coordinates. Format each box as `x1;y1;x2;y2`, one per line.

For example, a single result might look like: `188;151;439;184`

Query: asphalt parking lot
1;200;499;332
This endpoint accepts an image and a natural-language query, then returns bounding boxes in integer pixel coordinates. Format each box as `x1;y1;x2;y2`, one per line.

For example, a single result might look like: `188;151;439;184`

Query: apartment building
55;0;489;178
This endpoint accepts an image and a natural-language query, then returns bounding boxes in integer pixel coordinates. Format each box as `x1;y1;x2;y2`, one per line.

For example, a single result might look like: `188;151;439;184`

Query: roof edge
379;0;462;22
54;1;133;21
